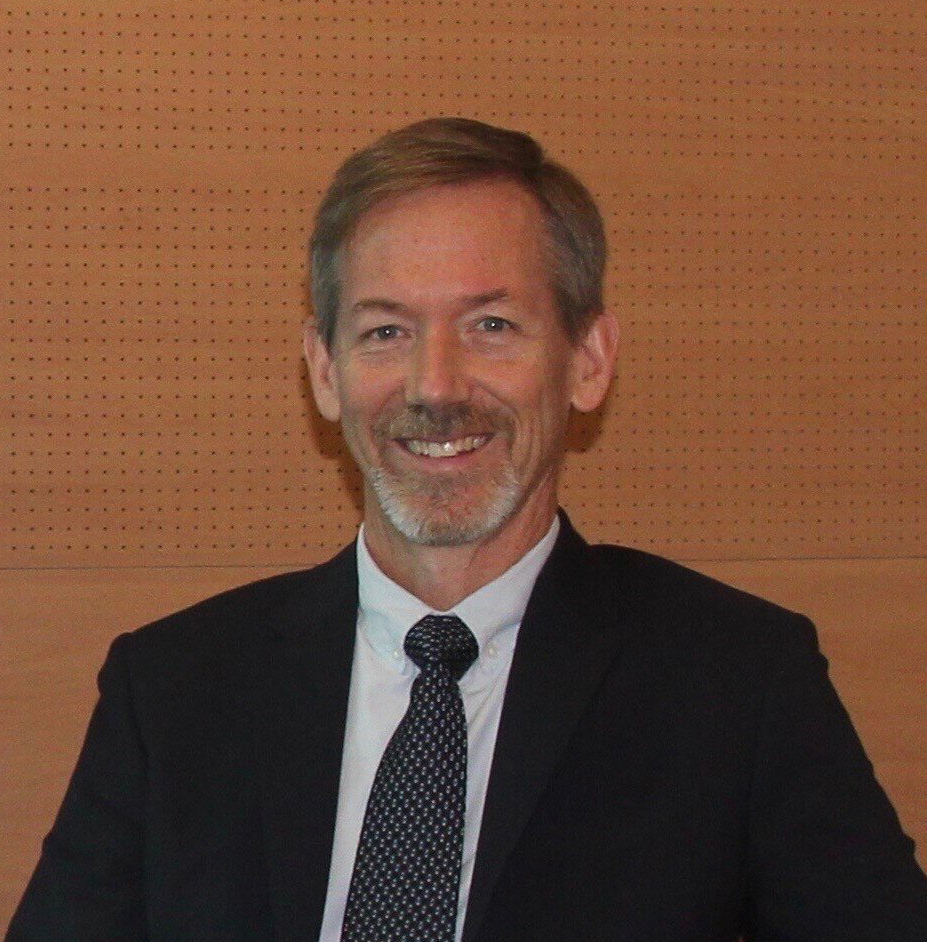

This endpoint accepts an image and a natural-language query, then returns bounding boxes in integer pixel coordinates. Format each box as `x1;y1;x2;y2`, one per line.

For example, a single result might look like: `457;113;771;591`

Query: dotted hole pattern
2;2;924;565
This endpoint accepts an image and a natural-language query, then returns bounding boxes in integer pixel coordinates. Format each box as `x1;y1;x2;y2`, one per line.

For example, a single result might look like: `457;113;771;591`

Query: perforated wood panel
2;0;925;930
4;0;924;566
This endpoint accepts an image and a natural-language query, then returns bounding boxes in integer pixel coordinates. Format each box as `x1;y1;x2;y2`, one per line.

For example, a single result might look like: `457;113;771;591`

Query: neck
362;502;557;611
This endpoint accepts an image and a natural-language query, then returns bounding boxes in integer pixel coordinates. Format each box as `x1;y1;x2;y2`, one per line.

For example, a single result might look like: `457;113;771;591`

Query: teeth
405;435;487;458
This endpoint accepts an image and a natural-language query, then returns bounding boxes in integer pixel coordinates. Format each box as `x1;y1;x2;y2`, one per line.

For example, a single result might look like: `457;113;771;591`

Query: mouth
400;434;490;459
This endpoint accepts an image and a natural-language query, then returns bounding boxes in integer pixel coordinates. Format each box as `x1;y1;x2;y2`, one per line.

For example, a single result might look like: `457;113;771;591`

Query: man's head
305;119;618;558
309;117;607;348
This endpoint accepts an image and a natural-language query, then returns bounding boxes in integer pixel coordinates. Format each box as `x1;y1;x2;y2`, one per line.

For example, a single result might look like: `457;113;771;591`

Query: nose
405;327;468;406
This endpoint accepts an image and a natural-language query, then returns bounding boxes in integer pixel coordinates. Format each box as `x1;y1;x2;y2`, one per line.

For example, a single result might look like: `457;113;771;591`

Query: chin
367;466;521;548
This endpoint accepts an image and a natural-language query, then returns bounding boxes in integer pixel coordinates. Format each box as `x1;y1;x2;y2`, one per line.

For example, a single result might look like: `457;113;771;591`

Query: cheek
505;379;573;453
336;375;409;453
336;365;393;419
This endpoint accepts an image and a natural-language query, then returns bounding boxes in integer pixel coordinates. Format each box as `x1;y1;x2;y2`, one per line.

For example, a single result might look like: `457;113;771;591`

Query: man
8;118;927;941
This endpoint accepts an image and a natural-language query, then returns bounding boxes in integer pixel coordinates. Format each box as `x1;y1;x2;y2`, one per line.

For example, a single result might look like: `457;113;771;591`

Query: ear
569;309;619;413
303;318;342;422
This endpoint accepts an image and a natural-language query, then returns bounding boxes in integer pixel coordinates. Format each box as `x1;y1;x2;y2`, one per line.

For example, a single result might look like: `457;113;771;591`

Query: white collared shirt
318;517;559;942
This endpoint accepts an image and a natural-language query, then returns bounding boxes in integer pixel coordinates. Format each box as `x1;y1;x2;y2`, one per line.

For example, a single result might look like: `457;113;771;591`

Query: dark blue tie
341;613;479;942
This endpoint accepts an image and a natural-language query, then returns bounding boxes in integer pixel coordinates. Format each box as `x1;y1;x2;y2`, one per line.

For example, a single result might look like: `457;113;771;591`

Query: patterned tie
341;613;479;942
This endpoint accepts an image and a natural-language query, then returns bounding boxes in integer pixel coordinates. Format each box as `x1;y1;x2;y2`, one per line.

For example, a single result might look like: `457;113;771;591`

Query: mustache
377;403;509;440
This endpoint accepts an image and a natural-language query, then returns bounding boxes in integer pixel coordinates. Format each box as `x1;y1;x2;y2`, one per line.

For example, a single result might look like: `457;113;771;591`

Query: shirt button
392;649;401;660
487;643;497;658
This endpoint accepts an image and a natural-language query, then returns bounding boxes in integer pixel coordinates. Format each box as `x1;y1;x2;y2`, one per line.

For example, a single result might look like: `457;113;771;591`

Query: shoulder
549;519;817;660
558;538;824;711
108;541;357;672
589;542;806;623
585;544;820;685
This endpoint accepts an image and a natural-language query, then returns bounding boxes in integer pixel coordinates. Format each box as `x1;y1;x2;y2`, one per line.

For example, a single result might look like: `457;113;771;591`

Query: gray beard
366;461;521;547
358;401;521;546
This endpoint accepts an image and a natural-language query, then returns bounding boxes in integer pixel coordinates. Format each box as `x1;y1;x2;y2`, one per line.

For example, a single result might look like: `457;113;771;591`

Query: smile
402;435;489;458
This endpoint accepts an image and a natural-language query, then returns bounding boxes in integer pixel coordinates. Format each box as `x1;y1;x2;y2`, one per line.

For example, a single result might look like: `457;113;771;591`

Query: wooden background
2;0;925;928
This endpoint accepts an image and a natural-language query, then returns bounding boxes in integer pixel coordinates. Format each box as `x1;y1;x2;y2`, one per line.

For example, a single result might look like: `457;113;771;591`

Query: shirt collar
356;517;560;669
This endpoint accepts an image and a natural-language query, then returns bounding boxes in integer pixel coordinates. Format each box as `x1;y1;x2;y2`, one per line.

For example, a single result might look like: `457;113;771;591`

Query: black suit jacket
8;515;927;941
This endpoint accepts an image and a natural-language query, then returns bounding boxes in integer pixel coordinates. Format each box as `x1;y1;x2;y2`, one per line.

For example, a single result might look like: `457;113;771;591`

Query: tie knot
404;613;478;680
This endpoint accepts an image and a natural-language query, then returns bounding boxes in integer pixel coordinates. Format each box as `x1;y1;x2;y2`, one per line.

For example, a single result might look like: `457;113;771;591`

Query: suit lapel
463;516;632;942
246;544;358;942
241;519;631;942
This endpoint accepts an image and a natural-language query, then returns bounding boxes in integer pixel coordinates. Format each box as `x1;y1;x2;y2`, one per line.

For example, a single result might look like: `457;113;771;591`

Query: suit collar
248;542;358;942
265;541;358;646
463;511;633;942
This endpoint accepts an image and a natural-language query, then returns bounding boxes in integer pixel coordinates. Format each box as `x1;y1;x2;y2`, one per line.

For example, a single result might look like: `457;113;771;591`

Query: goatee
366;402;521;547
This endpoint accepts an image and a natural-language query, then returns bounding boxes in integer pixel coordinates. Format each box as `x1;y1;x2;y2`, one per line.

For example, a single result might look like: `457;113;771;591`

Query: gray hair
309;117;606;347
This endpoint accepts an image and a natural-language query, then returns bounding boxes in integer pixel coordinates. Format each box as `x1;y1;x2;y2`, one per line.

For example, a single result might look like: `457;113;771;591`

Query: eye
477;316;514;333
365;324;404;342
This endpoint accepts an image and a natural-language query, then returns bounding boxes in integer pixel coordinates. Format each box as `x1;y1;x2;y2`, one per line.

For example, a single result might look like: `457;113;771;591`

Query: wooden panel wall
2;0;925;928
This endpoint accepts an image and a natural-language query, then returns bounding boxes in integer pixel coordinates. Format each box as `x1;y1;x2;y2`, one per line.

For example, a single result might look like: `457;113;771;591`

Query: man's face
307;178;614;549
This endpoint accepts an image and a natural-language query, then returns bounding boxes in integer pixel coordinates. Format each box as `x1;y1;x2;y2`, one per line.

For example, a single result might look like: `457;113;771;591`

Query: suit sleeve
6;634;148;942
746;616;927;941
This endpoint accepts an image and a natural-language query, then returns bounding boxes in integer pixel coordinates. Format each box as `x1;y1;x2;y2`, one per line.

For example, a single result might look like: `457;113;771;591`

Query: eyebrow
462;289;510;310
349;289;511;316
349;297;407;315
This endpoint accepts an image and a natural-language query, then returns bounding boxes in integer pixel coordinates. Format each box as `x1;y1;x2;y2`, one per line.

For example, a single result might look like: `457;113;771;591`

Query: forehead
340;179;551;302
